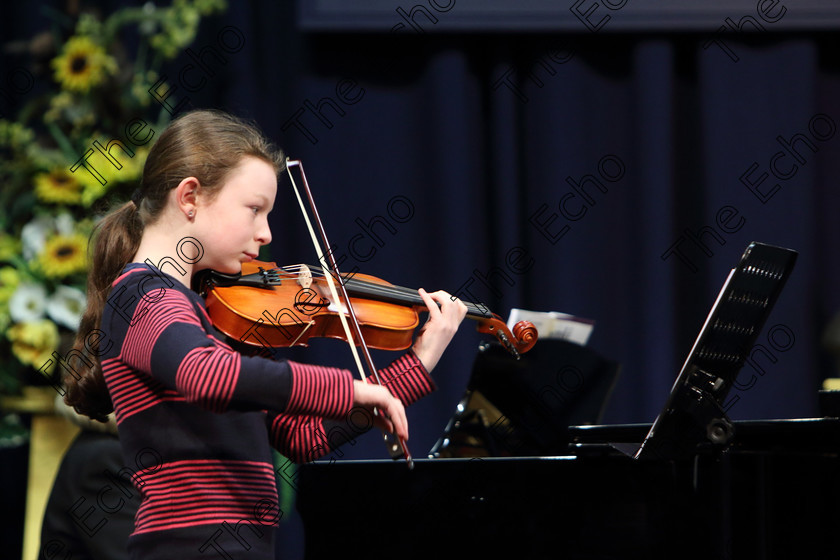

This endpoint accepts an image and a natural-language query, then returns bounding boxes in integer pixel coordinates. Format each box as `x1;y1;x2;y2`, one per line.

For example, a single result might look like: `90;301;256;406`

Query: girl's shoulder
107;262;206;322
112;262;198;299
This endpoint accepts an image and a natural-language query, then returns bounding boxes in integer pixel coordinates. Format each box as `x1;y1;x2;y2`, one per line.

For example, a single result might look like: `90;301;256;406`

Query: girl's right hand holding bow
352;379;409;442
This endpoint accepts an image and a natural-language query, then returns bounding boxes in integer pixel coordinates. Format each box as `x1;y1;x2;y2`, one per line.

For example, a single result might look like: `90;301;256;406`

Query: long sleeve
100;263;371;559
104;267;354;422
266;350;434;463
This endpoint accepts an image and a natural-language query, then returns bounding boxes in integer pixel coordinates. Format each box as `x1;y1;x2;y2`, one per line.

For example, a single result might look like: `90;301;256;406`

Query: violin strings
268;265;489;318
287;266;425;301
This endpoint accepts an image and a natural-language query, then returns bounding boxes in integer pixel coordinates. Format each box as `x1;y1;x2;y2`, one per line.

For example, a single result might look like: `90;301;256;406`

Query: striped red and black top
99;263;435;559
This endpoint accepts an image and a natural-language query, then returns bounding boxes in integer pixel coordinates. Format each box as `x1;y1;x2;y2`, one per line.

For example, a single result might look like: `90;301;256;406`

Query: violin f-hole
294;287;329;316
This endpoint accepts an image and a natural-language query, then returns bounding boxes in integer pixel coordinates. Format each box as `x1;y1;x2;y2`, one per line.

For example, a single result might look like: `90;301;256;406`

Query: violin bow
285;159;414;469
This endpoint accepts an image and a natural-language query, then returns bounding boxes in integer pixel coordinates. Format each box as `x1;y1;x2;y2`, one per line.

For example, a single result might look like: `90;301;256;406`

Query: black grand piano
296;243;840;559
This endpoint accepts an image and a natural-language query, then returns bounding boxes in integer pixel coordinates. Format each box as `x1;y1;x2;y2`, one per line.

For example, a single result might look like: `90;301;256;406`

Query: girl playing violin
63;109;467;560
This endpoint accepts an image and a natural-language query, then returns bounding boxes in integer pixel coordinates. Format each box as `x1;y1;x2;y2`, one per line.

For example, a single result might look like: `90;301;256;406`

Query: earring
188;210;194;218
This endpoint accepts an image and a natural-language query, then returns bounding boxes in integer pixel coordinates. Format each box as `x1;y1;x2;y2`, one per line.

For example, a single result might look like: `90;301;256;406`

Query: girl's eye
251;206;261;214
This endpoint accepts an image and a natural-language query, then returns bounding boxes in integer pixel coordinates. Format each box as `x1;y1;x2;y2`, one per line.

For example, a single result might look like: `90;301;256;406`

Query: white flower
55;211;75;236
21;216;54;260
9;282;47;322
20;213;78;260
46;285;87;330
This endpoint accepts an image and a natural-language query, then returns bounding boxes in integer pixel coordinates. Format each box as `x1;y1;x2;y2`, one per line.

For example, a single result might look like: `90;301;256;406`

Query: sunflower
34;168;85;205
7;319;60;372
37;233;88;279
51;36;117;93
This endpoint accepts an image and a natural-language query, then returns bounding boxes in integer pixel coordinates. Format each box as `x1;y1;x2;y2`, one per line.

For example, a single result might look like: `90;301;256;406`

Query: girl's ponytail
63;109;283;421
64;201;144;421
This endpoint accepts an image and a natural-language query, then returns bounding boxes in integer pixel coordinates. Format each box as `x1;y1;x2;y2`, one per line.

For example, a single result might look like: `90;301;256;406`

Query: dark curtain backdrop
207;5;840;459
5;3;840;559
5;1;840;458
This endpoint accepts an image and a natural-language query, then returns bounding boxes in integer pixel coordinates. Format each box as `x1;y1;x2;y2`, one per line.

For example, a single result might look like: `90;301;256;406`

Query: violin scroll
475;316;538;359
511;320;539;354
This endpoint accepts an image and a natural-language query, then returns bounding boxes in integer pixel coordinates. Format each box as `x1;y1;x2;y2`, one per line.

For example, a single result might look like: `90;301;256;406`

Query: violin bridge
296;264;313;289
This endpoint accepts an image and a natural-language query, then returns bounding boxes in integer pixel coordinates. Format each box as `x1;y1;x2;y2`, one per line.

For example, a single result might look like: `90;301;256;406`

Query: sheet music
506;308;595;345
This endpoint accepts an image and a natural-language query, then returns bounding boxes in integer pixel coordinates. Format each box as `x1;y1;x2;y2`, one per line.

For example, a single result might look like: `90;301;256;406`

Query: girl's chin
205;261;243;274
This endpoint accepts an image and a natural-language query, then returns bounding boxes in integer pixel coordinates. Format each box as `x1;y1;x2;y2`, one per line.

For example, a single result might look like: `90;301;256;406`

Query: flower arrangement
0;0;227;422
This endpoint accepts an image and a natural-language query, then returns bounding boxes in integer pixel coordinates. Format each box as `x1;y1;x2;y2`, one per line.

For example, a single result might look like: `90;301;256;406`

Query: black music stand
429;338;621;458
627;241;798;460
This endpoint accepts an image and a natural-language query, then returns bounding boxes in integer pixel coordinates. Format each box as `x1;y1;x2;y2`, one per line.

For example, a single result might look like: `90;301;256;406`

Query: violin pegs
495;330;521;360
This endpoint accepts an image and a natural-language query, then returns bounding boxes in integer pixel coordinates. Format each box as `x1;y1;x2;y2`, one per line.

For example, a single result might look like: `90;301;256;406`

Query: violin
196;260;538;358
214;157;535;468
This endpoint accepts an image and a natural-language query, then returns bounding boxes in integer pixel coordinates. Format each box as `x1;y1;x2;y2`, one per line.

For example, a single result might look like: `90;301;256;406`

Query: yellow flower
0;267;21;333
75;145;148;206
77;172;110;207
51;36;117;93
0;267;21;305
7;319;60;371
34;168;85;205
0;234;20;262
37;233;88;279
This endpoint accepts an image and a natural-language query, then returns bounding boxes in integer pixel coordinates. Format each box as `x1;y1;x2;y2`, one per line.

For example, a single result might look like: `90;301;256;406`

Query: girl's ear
173;176;201;218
